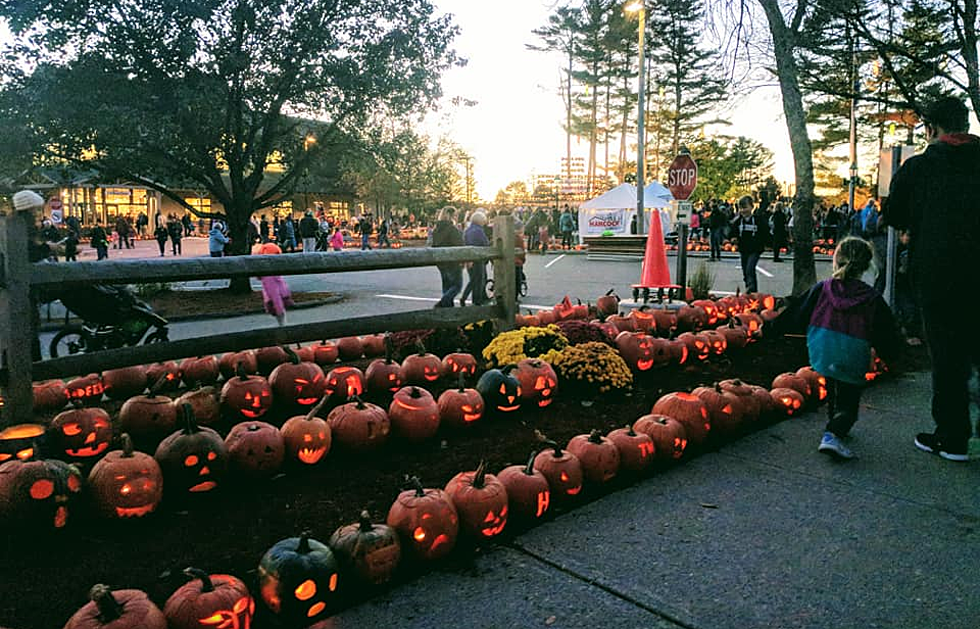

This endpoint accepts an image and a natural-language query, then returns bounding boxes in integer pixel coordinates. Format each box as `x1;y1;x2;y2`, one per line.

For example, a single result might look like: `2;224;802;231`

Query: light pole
303;134;316;214
626;1;646;236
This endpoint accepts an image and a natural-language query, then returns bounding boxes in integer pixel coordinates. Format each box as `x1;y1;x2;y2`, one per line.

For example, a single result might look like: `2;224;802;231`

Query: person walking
708;203;729;261
431;206;464;307
153;222;168;256
60;228;79;262
360;215;374;250
377;218;391;248
770;202;788;262
559;206;575;250
774;237;900;460
167;216;183;256
299;210;318;253
91;220;110;260
460;210;490;307
136;212;148;238
281;216;297;252
114;215;128;250
882;95;980;462
330;226;344;251
259;215;270;243
208;220;229;257
731;195;769;292
252;242;294;326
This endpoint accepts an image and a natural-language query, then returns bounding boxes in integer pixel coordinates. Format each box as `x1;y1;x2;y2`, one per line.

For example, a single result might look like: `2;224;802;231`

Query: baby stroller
49;285;170;357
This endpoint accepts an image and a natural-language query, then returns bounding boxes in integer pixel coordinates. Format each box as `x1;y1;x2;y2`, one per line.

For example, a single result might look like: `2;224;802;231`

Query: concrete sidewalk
331;371;979;629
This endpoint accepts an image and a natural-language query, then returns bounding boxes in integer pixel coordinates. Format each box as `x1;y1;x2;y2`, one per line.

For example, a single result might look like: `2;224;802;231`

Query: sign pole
666;148;697;301
882;145;902;306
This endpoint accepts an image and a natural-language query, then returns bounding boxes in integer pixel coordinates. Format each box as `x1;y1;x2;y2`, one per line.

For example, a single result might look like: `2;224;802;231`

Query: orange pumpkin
327;396;391;451
632;414;687;460
497;451;551;522
281;398;332;465
386;477;459;561
606;424;656;473
444;461;509;538
389;386;440;443
566;430;620;483
652;392;711;446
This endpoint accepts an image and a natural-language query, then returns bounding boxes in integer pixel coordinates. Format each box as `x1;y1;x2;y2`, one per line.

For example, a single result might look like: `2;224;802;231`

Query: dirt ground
147;289;337;319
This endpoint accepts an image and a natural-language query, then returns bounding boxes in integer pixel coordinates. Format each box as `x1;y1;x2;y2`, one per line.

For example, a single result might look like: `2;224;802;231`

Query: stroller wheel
144;329;169;345
519;280;528;297
49;326;87;358
485;279;495;299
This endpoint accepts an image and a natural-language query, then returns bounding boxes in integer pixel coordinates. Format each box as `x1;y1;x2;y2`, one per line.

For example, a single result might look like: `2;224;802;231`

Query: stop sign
48;197;63;212
667;153;698;201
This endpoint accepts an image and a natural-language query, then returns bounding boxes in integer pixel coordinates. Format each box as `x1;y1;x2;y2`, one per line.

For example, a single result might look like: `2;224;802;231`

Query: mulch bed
2;337;930;628
147;290;337;319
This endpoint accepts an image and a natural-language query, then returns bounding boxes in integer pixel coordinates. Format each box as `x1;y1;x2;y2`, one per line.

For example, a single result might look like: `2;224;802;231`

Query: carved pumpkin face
533;445;583;499
513;359;558;408
615;332;657;371
324;367;365;402
445;463;509;538
0;424;46;463
328;511;402;586
220;372;273;420
389;387;441;443
88;435;163;519
52;407;113;459
770;387;804;416
258;534;340;624
386;482;459;560
326;398;390;451
154;408;229;494
402;352;443;385
476;367;522;413
365;358;403;394
442;353;477;378
281;404;332;465
0;458;83;529
225;421;286;477
270;357;325;407
164;570;254;629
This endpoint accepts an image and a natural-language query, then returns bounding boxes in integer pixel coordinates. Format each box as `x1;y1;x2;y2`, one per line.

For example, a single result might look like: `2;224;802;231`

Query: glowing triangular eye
499;384;506;394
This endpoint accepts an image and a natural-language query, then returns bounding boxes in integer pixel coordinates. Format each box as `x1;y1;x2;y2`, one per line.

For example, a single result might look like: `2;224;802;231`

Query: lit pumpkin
566;430;620;483
401;342;443;385
32;379;68;412
225;421;285;477
218;350;258;380
718;319;750;350
0;423;46;464
497;451;551;522
537;309;557;325
747;384;777;417
389;386;440;443
327;396;390;451
0;457;82;529
87;434;162;519
336;336;364;361
437;377;484;428
632;414;687;460
628;306;657;334
796;366;828;403
677;332;711;362
119;380;178;442
652;392;711;446
386;477;459;561
293;343;317;363
163;569;254;629
615;332;657;372
179;356;220;388
445;461;509;538
533;438;583;499
281;398;332;465
102;366;148;400
692;385;743;436
718;379;761;422
442;351;478;378
64;373;106;404
476;366;522;414
512;358;558;408
63;585;166;629
770;387;805;416
255;346;289;376
735;312;764;339
606;313;635;334
51;405;113;460
269;347;326;407
772;372;811;400
691;299;720;325
361;334;386;357
665;334;689;365
553;296;577;321
220;365;273;420
145;362;181;392
606;424;656;473
323;366;366;403
650;307;677;333
596;289;620;317
365;336;403;395
700;329;728;356
175;387;221;426
676;305;708;331
154;404;228;495
312;341;339;367
329;510;402;586
258;532;341;624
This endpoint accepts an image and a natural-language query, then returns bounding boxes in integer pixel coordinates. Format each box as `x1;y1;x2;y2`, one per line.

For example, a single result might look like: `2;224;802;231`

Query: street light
626;0;646;235
303;134;316;213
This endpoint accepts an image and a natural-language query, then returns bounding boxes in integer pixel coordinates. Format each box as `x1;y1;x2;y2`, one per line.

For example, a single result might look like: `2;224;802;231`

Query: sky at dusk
427;0;797;201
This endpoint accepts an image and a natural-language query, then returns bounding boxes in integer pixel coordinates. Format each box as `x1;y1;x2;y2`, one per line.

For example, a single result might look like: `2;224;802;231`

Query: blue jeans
740;250;761;293
437;265;463;307
462;262;487;305
710;230;725;259
361;233;372;250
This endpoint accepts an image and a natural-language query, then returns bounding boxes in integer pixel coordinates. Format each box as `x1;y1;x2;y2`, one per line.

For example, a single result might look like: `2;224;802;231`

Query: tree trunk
758;0;816;296
960;0;980;121
225;202;254;294
567;49;574;183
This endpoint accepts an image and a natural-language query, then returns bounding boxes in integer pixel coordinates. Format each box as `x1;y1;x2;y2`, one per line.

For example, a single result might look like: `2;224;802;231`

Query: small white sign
674;201;693;226
50;210;63;224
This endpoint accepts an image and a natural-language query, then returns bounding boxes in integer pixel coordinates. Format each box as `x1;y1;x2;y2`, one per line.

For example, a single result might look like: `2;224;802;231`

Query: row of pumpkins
56;366;828;629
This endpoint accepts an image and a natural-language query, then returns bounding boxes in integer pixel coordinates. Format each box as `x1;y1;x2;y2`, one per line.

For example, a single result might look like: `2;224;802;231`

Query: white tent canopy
578;182;673;238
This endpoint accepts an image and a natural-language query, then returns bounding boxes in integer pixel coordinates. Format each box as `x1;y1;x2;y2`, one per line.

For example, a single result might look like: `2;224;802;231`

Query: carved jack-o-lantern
606;424;656;473
51;405;113;460
63;585;167;629
677;332;711;362
269;347;325;407
164;568;254;629
632;414;688;460
476;366;522;414
327;396;390;451
437;376;485;428
281;398;332;465
389;386;441;442
180;356;220;388
652;392;711;446
312;341;339;367
365;335;403;394
220;365;273;420
401;342;443;385
329;510;402;586
700;330;728;356
324;366;365;403
87;434;163;519
796;366;828;403
0;423;46;464
386;477;459;561
258;532;340;624
32;379;68;412
566;430;620;483
497;451;551;522
770;387;805;416
512;359;558;408
0;457;83;529
442;352;477;378
615;332;657;372
445;461;509;538
154;405;228;495
120;379;178;442
225;421;285;477
102;365;148;400
718;379;762;422
772;372;811;401
146;362;181;392
692;385;744;436
691;299;720;326
64;373;106;404
533;438;583;499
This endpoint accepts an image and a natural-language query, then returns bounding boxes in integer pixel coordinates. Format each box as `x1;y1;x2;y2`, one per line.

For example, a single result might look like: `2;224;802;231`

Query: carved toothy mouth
240;409;267;418
189;481;217;493
66;443;109;457
636;359;654;371
115;505;155;518
297;447;325;464
565;486;581;496
496;405;520;412
296;397;319;406
463;414;481;423
54;506;68;528
537;399;553;408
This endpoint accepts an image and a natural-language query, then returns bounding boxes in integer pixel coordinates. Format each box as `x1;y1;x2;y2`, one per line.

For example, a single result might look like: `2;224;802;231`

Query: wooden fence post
0;209;35;425
492;214;516;330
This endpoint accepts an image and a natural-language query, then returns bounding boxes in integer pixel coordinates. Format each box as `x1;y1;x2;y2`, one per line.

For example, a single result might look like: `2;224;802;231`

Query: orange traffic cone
638;210;672;287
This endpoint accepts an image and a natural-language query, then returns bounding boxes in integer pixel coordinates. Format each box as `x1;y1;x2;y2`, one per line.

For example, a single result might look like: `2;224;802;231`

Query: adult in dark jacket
167;217;183;255
431;207;464;307
770;202;788;261
153;223;168;256
882;95;980;461
91;220;110;260
708;203;729;261
731;195;769;292
298;211;319;253
460;211;490;306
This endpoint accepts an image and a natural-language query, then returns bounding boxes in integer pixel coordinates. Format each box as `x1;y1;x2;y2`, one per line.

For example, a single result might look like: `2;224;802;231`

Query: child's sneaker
915;433;969;462
818;432;855;460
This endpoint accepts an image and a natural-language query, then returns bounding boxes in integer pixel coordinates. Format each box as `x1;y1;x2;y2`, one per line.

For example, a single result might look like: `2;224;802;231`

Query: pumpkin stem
352;394;367;409
534;429;564;456
89;585;124;622
183;567;214;593
457;372;466;392
472;460;488;488
605;288;616;297
407;475;426;497
120;433;135;458
588;429;604;444
235;362;250;380
409;387;422;399
306;395;329;420
522;450;537;475
179;403;199;434
501;364;518;375
283;345;301;365
297;531;313;554
147;372;169;398
625;423;637;436
414;339;427;356
384;334;395;364
358;510;373;531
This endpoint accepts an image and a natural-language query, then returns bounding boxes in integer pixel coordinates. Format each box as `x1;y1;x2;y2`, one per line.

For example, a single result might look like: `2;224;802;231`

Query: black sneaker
915;433;969;462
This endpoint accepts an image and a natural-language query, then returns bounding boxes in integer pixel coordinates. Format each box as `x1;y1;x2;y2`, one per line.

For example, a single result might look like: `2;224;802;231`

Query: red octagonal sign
667;153;698;201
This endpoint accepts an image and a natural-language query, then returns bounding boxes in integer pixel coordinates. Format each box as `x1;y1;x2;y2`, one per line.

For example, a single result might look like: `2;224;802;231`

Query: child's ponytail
832;236;874;280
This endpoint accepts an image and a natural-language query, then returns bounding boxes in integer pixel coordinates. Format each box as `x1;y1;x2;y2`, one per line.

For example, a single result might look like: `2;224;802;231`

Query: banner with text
583;209;626;235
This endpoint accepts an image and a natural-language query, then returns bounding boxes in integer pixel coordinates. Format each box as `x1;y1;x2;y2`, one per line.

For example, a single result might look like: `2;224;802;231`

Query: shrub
482;325;568;367
552;342;633;395
689;262;714;301
555;320;614;346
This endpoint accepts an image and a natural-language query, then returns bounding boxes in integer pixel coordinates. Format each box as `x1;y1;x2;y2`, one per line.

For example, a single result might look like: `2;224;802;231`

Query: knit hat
13;190;45;212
